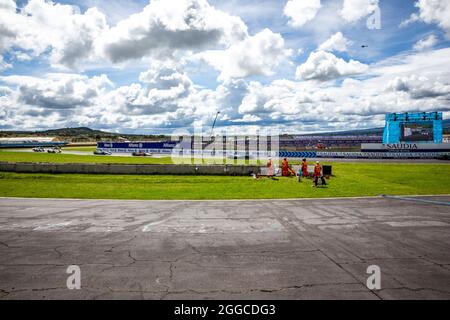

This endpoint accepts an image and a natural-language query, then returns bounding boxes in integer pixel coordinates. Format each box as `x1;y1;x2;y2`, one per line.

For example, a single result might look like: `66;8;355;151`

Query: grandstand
0;137;67;148
280;135;381;149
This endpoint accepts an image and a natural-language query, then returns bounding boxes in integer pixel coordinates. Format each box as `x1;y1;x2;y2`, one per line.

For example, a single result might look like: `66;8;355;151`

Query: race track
0;196;449;299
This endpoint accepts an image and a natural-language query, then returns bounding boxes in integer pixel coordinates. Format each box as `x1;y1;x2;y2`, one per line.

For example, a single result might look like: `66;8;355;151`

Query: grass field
0;163;449;199
0;150;174;164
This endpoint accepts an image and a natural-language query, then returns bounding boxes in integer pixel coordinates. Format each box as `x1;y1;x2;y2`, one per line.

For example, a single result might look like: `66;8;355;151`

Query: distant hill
0;127;168;142
39;127;112;136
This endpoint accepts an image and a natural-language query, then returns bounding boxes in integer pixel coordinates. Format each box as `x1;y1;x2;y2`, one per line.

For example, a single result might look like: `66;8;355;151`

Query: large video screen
401;122;434;142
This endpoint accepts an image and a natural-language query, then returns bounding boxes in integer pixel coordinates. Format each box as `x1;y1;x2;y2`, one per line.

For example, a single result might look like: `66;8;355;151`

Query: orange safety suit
281;159;289;176
301;161;308;177
314;164;322;177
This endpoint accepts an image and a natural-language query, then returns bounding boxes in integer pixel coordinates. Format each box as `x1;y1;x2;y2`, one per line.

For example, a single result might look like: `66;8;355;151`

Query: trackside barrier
279;151;317;158
98;148;449;159
316;151;450;159
0;162;261;176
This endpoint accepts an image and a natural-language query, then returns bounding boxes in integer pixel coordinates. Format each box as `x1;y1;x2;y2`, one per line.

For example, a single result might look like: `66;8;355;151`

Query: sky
0;0;450;134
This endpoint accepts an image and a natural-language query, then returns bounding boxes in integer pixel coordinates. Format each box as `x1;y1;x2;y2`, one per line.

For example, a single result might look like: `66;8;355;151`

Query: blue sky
1;0;450;134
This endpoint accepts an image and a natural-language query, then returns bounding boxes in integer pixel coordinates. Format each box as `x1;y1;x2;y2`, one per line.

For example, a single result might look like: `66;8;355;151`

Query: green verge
0;150;174;164
0;163;449;200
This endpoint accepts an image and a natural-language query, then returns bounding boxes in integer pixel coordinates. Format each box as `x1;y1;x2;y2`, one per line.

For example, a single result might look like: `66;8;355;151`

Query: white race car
93;150;112;155
47;147;61;153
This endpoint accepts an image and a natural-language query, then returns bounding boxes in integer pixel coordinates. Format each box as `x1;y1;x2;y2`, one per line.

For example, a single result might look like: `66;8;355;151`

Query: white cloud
0;0;249;69
371;47;450;79
109;64;194;115
399;13;420;28
318;32;352;52
101;0;248;63
48;7;108;69
239;79;316;116
0;0;15;10
0;73;113;109
79;0;146;25
0;56;11;71
138;61;192;89
0;0;109;69
1;1;449;133
0;0;22;57
412;0;450;38
295;50;369;81
340;0;379;23
0;72;114;130
231;114;261;122
385;75;450;99
236;49;450;130
413;34;438;51
1;48;449;133
195;28;292;80
284;0;321;28
13;51;33;62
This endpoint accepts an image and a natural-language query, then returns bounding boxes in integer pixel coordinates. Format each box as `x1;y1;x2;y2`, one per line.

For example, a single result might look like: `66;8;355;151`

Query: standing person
313;161;327;187
267;158;273;178
281;158;289;177
301;158;308;178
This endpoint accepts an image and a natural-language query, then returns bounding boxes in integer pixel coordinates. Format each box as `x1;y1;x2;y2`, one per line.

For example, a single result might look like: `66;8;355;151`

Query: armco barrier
0;162;260;176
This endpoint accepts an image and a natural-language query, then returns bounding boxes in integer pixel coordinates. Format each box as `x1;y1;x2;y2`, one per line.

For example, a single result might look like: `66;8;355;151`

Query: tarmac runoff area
0;196;450;299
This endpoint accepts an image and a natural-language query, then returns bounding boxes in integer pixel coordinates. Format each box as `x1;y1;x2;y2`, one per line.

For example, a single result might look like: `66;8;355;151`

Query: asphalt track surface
0;196;449;299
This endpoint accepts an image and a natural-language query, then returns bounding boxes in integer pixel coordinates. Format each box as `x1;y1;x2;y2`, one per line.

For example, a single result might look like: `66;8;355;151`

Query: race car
32;147;45;152
132;152;152;157
93;150;112;155
47;147;61;153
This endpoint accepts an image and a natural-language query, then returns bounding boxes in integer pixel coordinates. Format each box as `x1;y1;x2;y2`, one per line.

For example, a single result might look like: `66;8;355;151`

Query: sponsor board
361;143;450;152
317;151;449;159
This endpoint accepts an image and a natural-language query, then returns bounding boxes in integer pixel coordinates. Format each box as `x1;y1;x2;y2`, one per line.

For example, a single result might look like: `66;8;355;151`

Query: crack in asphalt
0;241;11;248
1;197;450;299
103;236;138;252
160;282;366;298
270;202;383;300
378;287;450;295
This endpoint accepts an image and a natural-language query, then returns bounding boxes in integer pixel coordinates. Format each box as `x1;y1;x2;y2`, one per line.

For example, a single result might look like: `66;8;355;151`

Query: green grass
0;150;174;164
0;163;449;200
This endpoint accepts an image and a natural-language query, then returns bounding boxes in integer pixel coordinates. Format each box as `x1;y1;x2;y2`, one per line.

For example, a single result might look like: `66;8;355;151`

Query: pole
210;111;220;138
